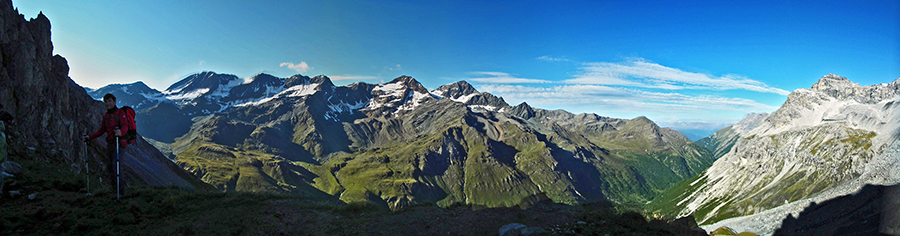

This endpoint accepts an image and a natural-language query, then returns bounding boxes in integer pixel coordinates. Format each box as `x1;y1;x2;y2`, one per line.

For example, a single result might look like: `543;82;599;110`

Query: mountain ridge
90;71;716;209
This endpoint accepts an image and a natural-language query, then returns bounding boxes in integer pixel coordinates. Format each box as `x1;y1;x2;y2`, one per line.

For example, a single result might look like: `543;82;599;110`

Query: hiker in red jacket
83;93;130;199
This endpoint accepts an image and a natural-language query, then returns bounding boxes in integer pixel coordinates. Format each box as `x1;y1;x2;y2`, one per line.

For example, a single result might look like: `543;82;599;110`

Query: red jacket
88;108;130;148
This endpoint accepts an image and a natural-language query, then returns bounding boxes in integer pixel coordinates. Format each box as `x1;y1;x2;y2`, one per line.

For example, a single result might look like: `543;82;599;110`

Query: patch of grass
646;174;707;218
691;196;732;225
840;129;876;151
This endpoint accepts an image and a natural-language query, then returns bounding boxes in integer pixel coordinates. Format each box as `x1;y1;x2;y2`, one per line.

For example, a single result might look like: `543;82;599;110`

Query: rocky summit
650;74;900;235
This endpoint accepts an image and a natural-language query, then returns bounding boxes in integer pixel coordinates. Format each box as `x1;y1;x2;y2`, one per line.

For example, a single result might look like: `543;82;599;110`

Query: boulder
520;226;546;236
499;223;526;236
1;161;21;174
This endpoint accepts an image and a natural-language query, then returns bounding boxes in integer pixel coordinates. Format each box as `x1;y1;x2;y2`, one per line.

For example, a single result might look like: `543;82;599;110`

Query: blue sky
12;0;900;129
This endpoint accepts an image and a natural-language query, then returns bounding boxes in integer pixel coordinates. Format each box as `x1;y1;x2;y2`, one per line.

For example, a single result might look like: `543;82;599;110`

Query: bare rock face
0;0;86;162
809;74;900;103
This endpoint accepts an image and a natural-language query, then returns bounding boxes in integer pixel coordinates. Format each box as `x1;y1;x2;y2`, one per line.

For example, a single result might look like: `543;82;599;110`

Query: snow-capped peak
364;76;431;111
432;80;479;102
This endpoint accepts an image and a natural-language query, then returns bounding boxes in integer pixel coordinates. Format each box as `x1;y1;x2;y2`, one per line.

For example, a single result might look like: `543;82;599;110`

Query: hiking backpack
118;106;137;144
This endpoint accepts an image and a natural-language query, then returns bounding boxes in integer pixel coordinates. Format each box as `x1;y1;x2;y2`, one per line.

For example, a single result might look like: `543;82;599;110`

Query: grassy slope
174;115;716;212
1;154;707;236
168;98;717;215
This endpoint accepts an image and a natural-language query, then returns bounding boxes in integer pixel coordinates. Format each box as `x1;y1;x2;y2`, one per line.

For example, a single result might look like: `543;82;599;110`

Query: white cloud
330;75;378;81
468;72;552;84
656;120;736;131
536;56;570;62
280;61;313;73
565;58;790;95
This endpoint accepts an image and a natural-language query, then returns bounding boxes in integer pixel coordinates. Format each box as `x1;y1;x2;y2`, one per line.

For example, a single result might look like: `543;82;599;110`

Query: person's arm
88;123;106;140
117;123;128;137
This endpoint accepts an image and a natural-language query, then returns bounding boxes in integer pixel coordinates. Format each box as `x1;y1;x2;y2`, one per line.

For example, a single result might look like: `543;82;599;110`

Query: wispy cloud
386;64;402;71
330;75;378;81
478;84;778;114
468;72;551;84
280;61;313;73
467;58;785;122
565;58;790;95
536;55;570;62
655;120;736;131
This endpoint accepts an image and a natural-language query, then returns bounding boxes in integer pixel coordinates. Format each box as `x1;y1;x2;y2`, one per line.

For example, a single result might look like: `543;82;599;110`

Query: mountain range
89;69;900;234
89;71;717;209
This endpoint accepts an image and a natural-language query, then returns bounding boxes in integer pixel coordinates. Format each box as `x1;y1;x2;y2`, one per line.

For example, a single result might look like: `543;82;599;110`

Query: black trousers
105;141;126;196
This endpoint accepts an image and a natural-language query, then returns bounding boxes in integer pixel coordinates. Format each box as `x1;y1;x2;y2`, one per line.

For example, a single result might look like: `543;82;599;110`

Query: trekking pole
84;133;90;196
115;127;120;201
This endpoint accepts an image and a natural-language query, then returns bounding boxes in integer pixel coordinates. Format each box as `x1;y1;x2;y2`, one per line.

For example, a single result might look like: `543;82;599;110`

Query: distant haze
658;121;734;141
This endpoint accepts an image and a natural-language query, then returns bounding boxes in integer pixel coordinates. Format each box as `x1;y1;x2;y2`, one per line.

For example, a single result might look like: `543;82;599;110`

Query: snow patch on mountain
373;82;406;97
208;77;244;98
235;83;321;107
365;82;409;110
324;100;367;122
398;91;434;111
285;83;319;97
241;76;256;85
166;88;209;101
451;93;479;103
119;86;131;94
328;100;368;114
430;90;446;98
468;105;497;112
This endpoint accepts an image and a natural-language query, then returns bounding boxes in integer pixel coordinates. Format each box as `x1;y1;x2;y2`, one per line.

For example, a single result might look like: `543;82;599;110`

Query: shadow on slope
773;183;900;236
